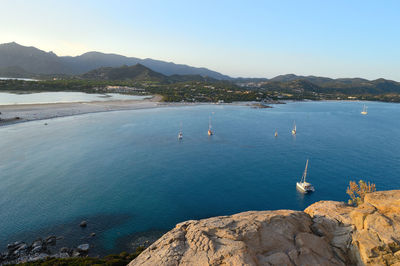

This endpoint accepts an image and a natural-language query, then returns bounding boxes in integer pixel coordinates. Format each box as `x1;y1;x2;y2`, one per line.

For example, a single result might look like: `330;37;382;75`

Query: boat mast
209;116;212;130
302;159;308;183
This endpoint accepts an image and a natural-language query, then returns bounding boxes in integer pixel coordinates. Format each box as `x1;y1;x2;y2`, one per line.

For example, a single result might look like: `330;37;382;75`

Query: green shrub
346;180;376;206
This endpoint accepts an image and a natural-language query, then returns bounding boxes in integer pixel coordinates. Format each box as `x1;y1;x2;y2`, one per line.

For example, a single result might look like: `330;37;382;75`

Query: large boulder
351;190;400;265
129;210;345;266
305;190;400;265
129;190;400;265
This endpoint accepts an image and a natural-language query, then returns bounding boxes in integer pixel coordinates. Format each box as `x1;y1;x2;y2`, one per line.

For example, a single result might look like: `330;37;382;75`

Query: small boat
178;122;183;140
274;129;278;137
361;104;368;115
296;159;315;193
208;116;213;136
291;121;296;135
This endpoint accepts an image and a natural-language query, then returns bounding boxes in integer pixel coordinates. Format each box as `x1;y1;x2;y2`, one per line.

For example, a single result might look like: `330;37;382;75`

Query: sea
0;101;399;255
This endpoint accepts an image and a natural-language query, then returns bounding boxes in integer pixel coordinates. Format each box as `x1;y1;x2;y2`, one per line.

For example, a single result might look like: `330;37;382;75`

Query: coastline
1;97;390;128
0;95;260;127
0;95;167;127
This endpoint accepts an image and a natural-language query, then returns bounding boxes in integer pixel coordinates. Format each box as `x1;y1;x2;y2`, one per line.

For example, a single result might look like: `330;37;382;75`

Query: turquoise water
0;101;399;253
0;92;148;105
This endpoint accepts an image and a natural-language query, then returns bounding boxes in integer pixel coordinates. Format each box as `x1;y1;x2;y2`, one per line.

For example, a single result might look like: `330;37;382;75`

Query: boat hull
296;182;314;193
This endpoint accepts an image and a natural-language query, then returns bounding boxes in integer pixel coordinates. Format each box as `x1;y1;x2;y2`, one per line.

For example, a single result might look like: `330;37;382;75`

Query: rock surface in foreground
130;190;400;266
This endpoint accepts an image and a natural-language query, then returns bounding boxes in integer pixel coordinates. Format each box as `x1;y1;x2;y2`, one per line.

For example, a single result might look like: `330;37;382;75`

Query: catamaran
361;104;368;115
291;121;296;135
208;116;213;136
296;159;315;193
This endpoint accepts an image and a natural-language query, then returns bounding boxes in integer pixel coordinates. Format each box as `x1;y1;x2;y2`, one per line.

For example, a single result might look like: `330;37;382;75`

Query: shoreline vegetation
1;63;400;127
2;62;400;105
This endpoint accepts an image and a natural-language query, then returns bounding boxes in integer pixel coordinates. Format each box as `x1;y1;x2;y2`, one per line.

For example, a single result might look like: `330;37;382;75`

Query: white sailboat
291;121;296;135
178;122;183;140
208;116;213;136
274;129;278;137
296;159;315;193
361;104;368;115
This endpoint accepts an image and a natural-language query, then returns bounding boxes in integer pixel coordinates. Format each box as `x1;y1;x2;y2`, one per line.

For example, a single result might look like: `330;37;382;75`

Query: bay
0;101;399;254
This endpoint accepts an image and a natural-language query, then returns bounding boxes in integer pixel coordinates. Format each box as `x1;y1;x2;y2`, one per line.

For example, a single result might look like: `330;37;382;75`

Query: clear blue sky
1;0;399;80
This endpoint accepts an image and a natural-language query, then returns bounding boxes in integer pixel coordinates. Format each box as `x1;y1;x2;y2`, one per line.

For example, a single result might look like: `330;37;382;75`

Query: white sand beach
0;95;168;126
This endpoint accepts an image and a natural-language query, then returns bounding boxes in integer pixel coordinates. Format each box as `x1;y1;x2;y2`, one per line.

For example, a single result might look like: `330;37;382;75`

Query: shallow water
0;92;148;105
0;101;399;254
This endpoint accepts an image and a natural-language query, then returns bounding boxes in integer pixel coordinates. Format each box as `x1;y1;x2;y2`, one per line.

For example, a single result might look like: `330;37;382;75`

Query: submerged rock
45;235;57;246
80;220;88;227
77;244;90;252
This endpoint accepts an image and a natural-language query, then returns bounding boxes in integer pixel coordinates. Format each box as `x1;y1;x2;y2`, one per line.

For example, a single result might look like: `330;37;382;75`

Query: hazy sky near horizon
1;0;399;80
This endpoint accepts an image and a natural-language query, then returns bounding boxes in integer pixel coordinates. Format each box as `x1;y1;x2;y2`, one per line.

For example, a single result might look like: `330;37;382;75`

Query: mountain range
1;42;400;95
0;42;230;79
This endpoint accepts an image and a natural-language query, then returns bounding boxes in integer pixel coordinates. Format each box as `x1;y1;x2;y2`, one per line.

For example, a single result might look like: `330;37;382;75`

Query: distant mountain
0;42;71;75
81;64;223;85
0;42;231;79
0;66;32;78
261;75;400;95
81;64;167;82
268;74;377;87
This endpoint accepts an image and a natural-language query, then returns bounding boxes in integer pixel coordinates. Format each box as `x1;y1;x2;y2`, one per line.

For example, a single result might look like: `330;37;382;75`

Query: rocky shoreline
3;190;399;265
1;235;90;265
129;190;400;265
0;215;161;265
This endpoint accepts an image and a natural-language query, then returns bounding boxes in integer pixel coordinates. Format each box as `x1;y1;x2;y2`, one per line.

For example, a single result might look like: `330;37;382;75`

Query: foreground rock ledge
129;190;400;266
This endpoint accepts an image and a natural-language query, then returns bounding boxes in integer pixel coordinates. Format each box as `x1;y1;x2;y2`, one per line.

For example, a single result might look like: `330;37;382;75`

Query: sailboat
208;116;213;136
274;129;278;137
291;121;297;135
178;122;183;140
361;104;368;115
296;159;315;193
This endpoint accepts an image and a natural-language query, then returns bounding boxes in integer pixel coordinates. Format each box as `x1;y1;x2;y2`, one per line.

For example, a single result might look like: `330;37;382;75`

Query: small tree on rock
346;180;376;206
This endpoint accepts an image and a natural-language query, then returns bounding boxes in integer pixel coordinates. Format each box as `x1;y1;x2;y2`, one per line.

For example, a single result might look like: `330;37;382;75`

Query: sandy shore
0;95;261;127
0;95;171;126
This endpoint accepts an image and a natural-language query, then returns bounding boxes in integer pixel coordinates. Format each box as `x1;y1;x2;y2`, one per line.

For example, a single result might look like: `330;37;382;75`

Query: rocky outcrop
0;237;90;265
129;190;400;266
